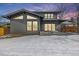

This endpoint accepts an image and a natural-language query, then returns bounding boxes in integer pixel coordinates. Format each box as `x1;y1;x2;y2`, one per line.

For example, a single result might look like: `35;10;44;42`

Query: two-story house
2;9;77;35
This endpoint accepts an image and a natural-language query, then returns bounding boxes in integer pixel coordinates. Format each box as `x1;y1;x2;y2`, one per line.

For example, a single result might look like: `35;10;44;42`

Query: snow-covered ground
0;35;79;56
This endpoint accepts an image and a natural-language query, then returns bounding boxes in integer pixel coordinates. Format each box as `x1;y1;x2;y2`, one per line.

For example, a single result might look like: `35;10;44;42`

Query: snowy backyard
0;35;79;56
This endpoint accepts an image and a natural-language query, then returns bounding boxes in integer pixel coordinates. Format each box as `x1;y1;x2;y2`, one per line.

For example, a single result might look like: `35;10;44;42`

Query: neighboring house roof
0;16;10;25
61;21;73;25
2;9;43;19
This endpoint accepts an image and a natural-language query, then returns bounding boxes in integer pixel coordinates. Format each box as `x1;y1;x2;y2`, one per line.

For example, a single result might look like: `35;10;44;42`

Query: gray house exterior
3;9;77;35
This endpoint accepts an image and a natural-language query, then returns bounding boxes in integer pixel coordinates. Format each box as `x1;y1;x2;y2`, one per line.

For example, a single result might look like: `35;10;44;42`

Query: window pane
48;24;52;31
45;14;48;18
44;24;55;31
27;21;32;31
13;15;23;19
33;21;38;31
51;14;53;18
27;15;37;19
45;24;51;31
52;24;55;31
44;24;48;31
48;14;50;19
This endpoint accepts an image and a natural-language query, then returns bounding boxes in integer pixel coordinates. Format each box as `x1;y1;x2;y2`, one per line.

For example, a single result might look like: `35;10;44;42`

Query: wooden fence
61;26;77;32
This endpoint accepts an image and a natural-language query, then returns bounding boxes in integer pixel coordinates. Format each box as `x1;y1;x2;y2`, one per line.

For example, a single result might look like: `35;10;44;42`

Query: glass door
27;21;38;32
44;24;55;32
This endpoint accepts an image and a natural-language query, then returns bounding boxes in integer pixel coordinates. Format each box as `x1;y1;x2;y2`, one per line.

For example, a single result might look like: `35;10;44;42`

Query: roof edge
2;9;43;18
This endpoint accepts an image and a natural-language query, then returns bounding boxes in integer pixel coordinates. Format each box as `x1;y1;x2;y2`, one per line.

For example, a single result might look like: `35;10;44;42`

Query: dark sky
0;3;79;22
0;3;78;15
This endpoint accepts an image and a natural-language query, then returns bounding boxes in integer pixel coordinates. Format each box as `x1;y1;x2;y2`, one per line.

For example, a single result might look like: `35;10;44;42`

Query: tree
75;4;79;33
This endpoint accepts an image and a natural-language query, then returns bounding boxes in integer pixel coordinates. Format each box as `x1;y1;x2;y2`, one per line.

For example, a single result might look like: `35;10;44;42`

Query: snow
0;35;79;56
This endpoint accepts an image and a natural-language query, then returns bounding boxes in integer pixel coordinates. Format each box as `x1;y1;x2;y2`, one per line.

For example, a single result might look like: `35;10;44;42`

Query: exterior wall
10;20;26;34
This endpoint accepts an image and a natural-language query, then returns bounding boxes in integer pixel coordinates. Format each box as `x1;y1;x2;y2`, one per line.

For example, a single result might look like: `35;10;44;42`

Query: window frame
51;14;54;19
27;15;37;19
44;23;55;32
13;15;24;20
27;21;38;32
44;14;48;19
27;21;32;31
44;13;54;19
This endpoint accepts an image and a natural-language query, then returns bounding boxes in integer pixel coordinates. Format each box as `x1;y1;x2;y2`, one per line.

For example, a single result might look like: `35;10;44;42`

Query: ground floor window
44;24;55;31
27;21;38;31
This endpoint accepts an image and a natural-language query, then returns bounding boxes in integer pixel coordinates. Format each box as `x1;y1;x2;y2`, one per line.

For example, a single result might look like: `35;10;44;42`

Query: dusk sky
0;3;79;22
0;3;78;15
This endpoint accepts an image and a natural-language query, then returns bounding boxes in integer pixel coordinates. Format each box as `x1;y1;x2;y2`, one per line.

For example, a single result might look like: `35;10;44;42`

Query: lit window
27;21;32;31
45;14;48;19
48;14;51;19
27;21;38;31
52;24;55;31
33;21;38;31
44;14;54;19
27;15;37;19
13;15;23;19
48;24;52;31
51;14;54;18
44;24;55;31
44;24;48;31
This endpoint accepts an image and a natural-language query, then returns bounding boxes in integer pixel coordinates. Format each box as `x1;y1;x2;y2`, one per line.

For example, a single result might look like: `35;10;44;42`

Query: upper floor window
27;15;37;19
44;14;54;19
45;14;48;19
13;15;23;19
51;14;54;18
48;14;51;19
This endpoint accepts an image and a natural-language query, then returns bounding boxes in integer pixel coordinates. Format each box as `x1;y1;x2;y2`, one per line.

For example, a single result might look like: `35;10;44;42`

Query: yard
0;35;79;56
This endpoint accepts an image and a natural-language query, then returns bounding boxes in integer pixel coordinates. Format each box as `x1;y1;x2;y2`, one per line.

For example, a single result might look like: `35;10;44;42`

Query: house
2;9;77;35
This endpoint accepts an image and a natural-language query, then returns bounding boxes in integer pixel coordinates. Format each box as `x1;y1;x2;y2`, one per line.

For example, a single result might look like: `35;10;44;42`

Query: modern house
2;9;77;35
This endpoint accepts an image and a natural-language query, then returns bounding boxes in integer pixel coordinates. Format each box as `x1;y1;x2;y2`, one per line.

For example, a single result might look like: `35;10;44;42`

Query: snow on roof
61;21;73;25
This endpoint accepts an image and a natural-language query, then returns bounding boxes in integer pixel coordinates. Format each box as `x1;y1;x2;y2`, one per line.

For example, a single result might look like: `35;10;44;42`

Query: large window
45;14;48;19
33;21;38;31
27;15;37;19
44;24;55;31
51;14;54;19
13;15;23;19
27;21;38;31
44;14;54;19
27;21;32;31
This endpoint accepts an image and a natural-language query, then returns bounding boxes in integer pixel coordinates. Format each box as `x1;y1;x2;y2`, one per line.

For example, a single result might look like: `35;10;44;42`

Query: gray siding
10;20;26;34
